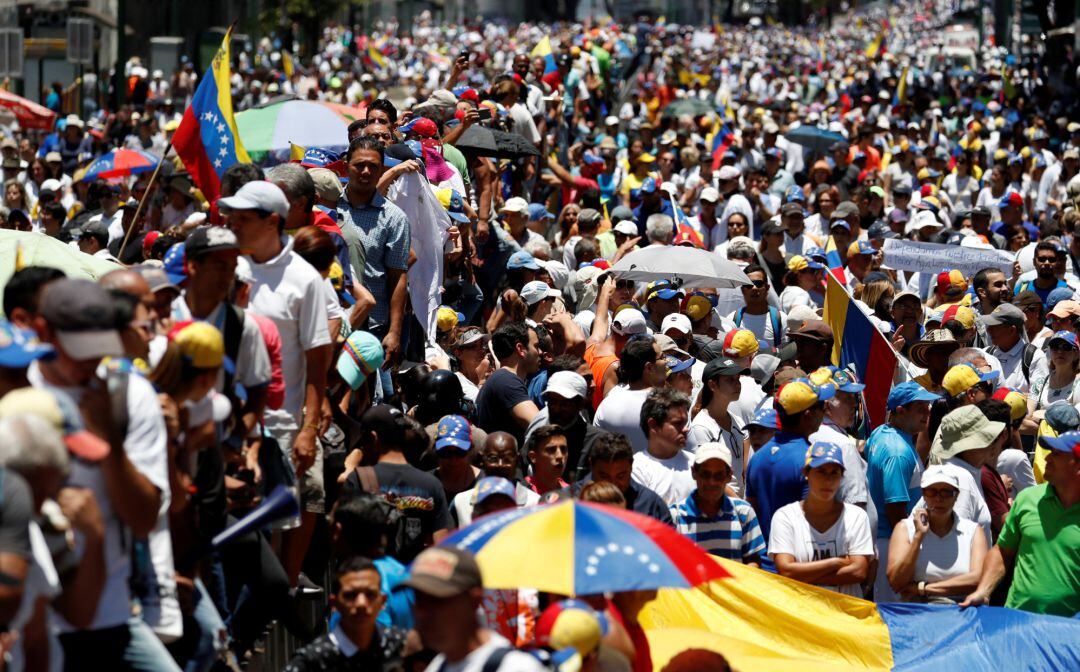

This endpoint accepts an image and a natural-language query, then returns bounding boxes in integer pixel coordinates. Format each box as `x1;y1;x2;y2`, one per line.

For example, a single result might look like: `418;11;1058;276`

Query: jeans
60;619;181;671
186;580;228;672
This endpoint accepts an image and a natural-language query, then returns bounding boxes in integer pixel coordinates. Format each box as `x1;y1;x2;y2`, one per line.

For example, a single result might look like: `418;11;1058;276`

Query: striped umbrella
80;148;160;181
441;499;731;595
235;99;364;164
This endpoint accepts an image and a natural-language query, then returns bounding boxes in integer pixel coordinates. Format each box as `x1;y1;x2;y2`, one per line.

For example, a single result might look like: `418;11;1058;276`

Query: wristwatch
918;581;927;596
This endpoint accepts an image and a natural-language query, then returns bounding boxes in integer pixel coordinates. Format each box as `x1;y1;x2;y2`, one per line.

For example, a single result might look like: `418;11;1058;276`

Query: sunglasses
1049;342;1077;353
743;279;768;288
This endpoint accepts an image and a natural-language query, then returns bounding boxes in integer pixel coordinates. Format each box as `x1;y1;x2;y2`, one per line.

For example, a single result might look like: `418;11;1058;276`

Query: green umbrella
0;230;120;311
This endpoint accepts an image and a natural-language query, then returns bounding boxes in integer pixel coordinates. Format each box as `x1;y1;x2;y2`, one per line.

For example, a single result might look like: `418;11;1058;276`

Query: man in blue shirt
865;381;940;602
745;376;834;543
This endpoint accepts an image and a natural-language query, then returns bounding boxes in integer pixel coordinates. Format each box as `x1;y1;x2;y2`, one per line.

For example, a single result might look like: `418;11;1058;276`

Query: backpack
352;466;408;559
220;303;246;424
986;342;1037;385
734;306;782;347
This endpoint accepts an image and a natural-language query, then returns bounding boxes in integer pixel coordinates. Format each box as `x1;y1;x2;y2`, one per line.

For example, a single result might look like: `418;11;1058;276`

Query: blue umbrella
784;126;847;155
79;148;160;182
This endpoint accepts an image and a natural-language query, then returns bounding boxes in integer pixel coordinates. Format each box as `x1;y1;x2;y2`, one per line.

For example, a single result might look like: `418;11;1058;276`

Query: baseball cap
935;270;968;297
1045;288;1075;311
634;152;656;164
776;378;835;414
646;280;682;302
500;197;530;214
611;308;647;337
997;191;1024;209
789;320;833;343
337;331;385;390
809;366;865;393
886;381;942;411
653;334;689;358
829;217;852;232
544;371;587;400
932;405;1006;459
536;599;610;657
401;546;482;598
848;240;875;257
868;220;899;240
685;295;713;322
1048;330;1079;350
170;321;225;369
398;117;439;138
907;210;943;233
520;280;560;306
639;177;658;194
1045;402;1080;434
746;407;779;430
133;265;178;295
787;255;824;272
613;220;638;236
941;304;976;329
307;167;343;202
507;250;541;270
981;303;1024;328
0;320;52;368
702;357;750;381
693;442;733;467
435;414;472;452
920;465;959;489
360;404;409;445
991;387;1029;422
1046;300;1080;319
442;189;471;224
436;306;461;333
73;219;109;242
163;242;187;286
528;203;555;222
661;313;692;336
717;165;741;181
781;202;806;218
804;442;845;470
1040;430;1080;458
473;476;516;506
721;329;759;358
184;225;240;259
39;279;123;361
761;220;784;236
0;387;109;461
700;187;720;203
664;354;694;375
217;181;290;219
942;363;998;397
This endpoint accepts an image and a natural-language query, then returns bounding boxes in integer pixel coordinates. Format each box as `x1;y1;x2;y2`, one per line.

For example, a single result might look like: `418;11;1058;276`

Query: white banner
882;239;1015;277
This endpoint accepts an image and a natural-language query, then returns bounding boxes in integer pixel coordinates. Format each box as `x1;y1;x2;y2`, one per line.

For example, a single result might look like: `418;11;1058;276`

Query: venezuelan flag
864;29;885;59
367;44;387;70
531;36;558;76
281;49;294;78
822;270;896;428
173;27;250;201
893;65;909;106
709;121;734;170
825;235;847;285
642;558;1080;671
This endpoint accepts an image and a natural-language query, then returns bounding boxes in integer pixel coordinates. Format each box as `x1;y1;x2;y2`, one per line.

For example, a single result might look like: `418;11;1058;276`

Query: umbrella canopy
0;90;56;131
784;126;847;155
452;125;498;155
490;129;540;159
79;148;160;182
441;500;730;595
661;97;714;118
235;99;364;164
610;245;752;289
0;230;120;300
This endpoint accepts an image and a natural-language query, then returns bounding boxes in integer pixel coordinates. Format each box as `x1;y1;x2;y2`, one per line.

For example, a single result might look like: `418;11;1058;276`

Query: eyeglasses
923;487;958;499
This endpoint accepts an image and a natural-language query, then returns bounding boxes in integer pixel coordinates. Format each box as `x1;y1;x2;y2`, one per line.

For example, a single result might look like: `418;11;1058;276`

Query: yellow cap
942;363;994;397
776;378;834;414
686;295;713;322
436;306;460;333
722;329;759;358
171;321;225;369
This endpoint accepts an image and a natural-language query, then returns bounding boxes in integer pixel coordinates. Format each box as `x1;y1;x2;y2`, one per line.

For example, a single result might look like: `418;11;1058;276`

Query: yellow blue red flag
173;27;250;201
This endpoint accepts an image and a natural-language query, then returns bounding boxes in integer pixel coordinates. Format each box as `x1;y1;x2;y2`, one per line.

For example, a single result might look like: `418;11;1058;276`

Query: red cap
458;88;478;103
1002;191;1024;208
935;269;967;296
143;230;160;254
920;184;934;197
410;118;439;138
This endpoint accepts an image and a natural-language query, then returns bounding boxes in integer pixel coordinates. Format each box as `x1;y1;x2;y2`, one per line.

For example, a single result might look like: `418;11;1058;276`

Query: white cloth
689;410;749;496
423;632;547;672
780;285;814;313
810;420;871;516
900;514;979;590
727;375;767;429
388;175;451;342
994;339;1048;394
631;449;696;505
170;298;272;389
996;448;1037;498
245;236;332;429
593;386;651;453
723;308;788;347
768;502;875;597
8;522;60;672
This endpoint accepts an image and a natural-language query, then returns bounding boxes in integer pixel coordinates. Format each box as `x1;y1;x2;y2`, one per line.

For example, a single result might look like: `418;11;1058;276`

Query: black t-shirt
343;462;452;563
475;369;531;444
0;469;32;558
284;625;406;672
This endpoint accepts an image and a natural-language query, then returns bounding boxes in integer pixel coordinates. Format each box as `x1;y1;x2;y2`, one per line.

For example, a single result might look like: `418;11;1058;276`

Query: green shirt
997;483;1080;617
442;144;471;186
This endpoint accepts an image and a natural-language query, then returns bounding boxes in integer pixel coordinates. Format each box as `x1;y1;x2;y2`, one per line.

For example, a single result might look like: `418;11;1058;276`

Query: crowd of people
0;0;1077;671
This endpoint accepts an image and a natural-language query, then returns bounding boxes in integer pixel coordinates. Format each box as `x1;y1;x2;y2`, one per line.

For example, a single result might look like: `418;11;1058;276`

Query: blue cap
640;177;657;194
1039;430;1080;457
665;355;696;374
1034;155;1048;168
1045;402;1080;433
820;366;867;393
528;203;555;222
805;442;845;470
474;476;516;505
887;381;942;411
446;189;470;223
746;407;779;430
1049;330;1079;350
1007;153;1022;166
765;147;784;161
1047;287;1075;311
507;250;541;270
163;242;187;286
852;240;875;255
0;320;52;368
647;279;681;301
804;246;827;262
299;146;341;168
829;218;852;232
785;185;806;203
435;414;472;452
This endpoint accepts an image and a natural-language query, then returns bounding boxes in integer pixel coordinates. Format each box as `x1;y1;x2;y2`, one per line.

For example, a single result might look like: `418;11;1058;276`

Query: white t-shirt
456;372;480;403
727;376;767;429
171;298;272;390
780;285;813;313
996;448;1036;498
769;501;874;597
689;410;749;496
631;449;695;505
994;340;1048;394
323;277;347;323
423;632;547;672
593;386;651;453
900;515;980;590
29;364;170;632
245;237;332;429
723;307;788;347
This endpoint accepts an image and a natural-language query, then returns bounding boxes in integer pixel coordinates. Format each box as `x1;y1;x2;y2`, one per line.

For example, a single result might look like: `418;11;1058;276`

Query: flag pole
117;140;174;261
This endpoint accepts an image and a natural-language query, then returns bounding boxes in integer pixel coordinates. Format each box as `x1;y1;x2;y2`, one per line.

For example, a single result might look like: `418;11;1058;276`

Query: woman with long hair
854;278;895;324
779;255;825;313
3;179;29;212
1030;331;1080;410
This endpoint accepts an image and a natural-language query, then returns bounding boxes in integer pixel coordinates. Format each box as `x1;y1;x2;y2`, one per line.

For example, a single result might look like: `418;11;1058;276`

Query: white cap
920;465;959;489
611;308;647;336
40;178;63;192
762;121;779;134
906;210;943;234
604;115;619;126
693;442;733;467
520;280;559;306
960;235;994;250
218;181;290;219
544;371;588;400
659;181;677;196
500;197;529;214
537;259;570;289
234;256;255;284
661;313;692;335
700;187;721;203
717;165;741;181
613;220;638;236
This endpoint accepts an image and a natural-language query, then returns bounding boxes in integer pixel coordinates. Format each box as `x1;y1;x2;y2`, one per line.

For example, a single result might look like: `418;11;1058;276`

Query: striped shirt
336;191;411;328
669;491;766;562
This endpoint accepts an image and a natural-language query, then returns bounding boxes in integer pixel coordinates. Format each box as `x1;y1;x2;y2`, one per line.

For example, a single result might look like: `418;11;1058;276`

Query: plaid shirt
670;491;766;562
337;191;411;328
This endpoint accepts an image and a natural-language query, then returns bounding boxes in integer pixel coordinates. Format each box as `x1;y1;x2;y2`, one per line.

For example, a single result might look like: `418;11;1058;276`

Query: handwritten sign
882;239;1015;276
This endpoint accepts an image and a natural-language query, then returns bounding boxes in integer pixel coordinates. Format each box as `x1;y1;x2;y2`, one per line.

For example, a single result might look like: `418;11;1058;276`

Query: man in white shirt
779;202;815;255
221;181;332;586
594;335;669;453
982;303;1048;393
632;388;696;505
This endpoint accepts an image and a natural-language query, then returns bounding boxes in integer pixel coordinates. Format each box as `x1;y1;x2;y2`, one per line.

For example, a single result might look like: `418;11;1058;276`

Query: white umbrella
609;245;752;289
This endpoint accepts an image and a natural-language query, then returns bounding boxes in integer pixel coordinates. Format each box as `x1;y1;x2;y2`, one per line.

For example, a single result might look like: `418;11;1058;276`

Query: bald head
100;268;152;301
480;431;519;480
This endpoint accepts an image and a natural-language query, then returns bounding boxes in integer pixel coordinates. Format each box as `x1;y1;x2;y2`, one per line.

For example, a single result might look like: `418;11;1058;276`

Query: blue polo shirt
865;424;923;538
744;431;811;542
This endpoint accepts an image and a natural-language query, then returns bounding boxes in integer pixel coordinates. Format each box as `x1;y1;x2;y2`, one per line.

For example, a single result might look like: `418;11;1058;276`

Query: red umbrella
0;90;57;131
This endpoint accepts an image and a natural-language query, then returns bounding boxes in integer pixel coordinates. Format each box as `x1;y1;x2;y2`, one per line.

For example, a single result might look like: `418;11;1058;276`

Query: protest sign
882;239;1014;277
